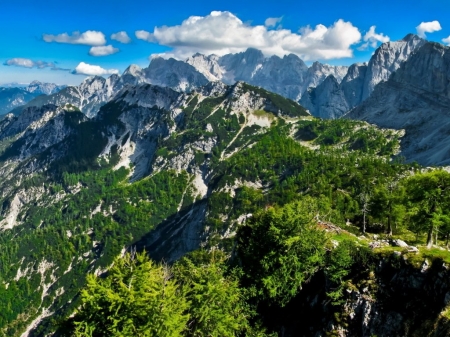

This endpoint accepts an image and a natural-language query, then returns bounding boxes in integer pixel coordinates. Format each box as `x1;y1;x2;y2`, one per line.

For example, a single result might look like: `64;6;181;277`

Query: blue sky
1;0;449;85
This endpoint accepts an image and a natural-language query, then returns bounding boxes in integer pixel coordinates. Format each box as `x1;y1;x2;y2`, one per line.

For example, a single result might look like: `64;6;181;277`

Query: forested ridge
0;83;449;336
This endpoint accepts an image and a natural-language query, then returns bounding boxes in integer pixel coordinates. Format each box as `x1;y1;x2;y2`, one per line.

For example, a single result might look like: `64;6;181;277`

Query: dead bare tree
360;192;371;234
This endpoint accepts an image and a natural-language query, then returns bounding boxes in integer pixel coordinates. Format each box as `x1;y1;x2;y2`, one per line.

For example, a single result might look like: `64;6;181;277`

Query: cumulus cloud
265;17;282;28
111;31;131;43
442;36;450;46
358;26;390;50
135;11;361;60
72;62;119;76
43;30;106;46
416;20;442;38
3;58;69;71
89;45;119;56
135;30;155;42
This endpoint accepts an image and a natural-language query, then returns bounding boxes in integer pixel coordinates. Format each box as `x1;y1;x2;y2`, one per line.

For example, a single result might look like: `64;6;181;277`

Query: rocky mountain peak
118;83;184;111
401;33;422;43
145;57;209;92
26;80;65;95
198;81;228;97
186;53;225;82
242;47;265;61
123;64;143;75
362;34;426;99
346;39;450;166
391;42;450;96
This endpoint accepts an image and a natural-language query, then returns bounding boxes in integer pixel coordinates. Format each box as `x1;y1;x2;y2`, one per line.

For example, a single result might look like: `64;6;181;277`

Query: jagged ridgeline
0;80;435;336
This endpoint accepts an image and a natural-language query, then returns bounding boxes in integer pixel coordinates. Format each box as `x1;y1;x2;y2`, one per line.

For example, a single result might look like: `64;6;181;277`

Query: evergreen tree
405;170;450;247
68;252;189;337
236;198;327;306
174;251;263;337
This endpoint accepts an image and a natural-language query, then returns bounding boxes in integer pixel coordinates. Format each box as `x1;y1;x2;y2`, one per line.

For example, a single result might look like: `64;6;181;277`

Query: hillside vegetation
0;83;448;336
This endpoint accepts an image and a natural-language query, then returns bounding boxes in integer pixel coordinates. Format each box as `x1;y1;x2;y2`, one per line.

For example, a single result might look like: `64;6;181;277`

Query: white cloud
135;11;361;60
3;58;69;70
416;20;442;38
111;31;131;44
135;30;155;42
43;31;106;46
443;36;450;46
89;45;119;56
73;62;119;76
358;26;390;50
265;17;282;28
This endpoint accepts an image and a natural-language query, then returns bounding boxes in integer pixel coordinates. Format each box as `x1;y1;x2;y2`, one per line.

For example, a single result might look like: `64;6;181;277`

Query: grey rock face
186;48;346;101
26;81;66;95
346;42;450;166
304;61;348;89
145;57;209;92
362;33;426;100
119;83;184;111
218;48;266;83
340;63;368;108
8;76;122;118
300;75;349;119
0;104;86;162
249;54;309;101
186;53;224;81
304;35;426;119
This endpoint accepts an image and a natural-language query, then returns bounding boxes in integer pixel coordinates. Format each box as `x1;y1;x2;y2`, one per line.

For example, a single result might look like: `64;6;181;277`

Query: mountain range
7;33;449;167
0;81;66;115
4;48;348;118
2;32;450;336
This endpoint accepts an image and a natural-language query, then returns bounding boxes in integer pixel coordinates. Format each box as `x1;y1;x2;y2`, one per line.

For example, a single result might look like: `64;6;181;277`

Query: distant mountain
0;81;66;115
0;87;40;115
186;48;348;101
13;49;347;118
8;75;125;118
26;80;66;95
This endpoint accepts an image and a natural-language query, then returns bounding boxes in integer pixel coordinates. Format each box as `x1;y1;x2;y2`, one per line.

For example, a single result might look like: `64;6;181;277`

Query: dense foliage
69;253;189;337
236;198;327;306
65;251;267;337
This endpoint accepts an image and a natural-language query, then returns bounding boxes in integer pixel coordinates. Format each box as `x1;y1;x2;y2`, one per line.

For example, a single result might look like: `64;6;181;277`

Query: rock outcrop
300;75;350;119
346;42;450;166
303;34;426;119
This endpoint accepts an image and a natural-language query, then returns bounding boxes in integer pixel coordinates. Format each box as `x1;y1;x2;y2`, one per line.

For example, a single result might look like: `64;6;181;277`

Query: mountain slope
0;80;409;336
303;34;426;119
346;41;450;166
